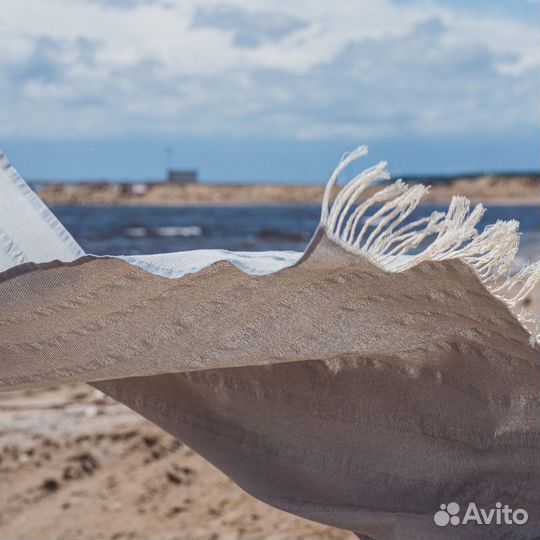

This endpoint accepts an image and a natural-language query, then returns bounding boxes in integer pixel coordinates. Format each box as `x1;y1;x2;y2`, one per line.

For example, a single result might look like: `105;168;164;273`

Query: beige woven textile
0;147;539;539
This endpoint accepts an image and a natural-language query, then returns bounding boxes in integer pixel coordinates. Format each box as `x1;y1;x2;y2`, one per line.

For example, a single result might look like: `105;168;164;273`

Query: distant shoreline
37;174;539;207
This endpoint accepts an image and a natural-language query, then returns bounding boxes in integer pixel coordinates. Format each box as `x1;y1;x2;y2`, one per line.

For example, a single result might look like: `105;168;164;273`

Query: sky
0;0;538;182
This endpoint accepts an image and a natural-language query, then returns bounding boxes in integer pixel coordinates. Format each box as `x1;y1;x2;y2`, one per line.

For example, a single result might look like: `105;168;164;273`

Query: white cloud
0;0;537;140
192;4;309;48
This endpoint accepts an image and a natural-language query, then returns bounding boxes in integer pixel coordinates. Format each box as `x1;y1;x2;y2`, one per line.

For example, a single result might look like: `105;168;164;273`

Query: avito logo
434;502;528;527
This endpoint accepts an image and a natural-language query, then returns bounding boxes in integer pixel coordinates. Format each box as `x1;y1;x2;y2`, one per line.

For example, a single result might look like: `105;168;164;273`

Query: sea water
54;204;540;267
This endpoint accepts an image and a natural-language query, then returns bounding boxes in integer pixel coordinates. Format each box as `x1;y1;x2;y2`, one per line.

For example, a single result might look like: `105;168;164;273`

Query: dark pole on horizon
164;146;173;182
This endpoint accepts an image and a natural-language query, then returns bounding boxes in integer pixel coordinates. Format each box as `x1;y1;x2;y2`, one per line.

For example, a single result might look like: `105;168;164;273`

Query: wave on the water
124;226;203;238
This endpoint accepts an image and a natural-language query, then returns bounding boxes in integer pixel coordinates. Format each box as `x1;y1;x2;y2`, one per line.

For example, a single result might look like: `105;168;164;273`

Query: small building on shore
167;170;198;184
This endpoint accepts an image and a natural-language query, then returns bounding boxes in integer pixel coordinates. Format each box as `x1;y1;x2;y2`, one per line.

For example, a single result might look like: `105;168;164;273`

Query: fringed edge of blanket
320;145;540;346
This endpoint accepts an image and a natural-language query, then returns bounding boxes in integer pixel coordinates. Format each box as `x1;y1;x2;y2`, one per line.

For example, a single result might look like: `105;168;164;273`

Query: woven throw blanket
1;147;539;540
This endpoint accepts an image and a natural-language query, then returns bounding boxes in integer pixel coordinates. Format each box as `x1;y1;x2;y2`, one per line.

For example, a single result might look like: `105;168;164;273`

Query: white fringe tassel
321;146;540;346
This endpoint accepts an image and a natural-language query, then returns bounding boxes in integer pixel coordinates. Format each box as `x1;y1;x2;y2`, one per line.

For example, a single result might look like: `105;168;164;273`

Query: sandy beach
38;174;539;206
0;384;354;540
0;280;537;540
